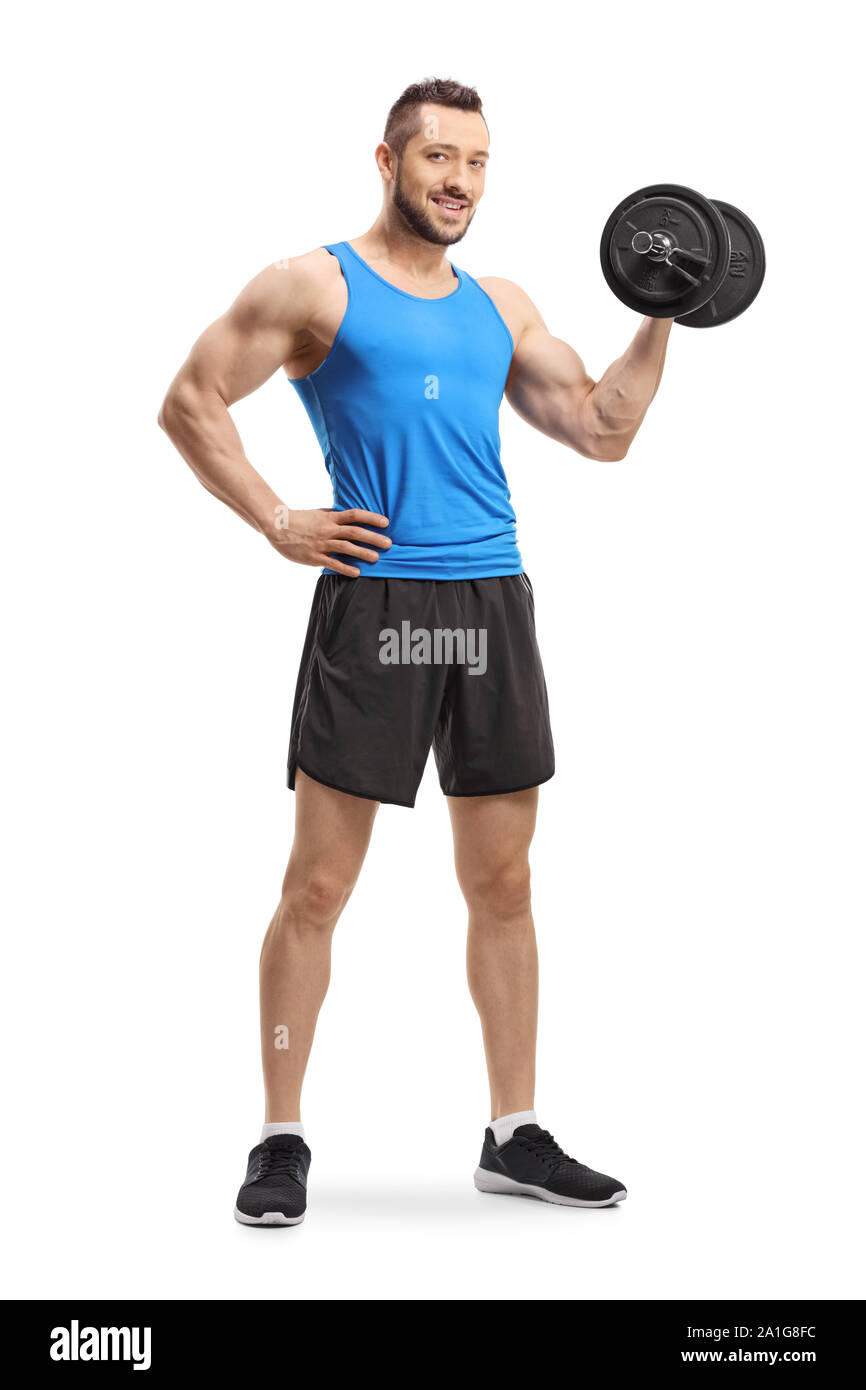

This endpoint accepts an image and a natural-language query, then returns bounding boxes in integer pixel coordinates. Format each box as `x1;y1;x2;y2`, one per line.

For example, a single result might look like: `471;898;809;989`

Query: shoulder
231;247;343;329
474;276;545;346
273;246;344;292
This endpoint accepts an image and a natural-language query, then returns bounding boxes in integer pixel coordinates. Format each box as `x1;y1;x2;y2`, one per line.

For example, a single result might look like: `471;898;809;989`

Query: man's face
389;104;488;246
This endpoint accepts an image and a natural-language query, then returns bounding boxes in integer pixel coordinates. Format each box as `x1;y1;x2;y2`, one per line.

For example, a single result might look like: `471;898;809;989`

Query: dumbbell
600;184;765;327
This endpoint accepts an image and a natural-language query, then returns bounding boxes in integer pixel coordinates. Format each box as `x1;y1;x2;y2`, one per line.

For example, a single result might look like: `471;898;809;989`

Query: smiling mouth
431;196;468;217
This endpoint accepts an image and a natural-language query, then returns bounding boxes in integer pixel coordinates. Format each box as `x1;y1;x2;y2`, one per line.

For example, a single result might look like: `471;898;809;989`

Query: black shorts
287;574;555;807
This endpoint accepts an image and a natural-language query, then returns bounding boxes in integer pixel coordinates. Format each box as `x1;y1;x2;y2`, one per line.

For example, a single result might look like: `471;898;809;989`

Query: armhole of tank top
465;274;516;360
290;245;353;384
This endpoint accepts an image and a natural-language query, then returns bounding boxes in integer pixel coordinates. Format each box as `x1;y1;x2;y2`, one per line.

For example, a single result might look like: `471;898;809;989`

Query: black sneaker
234;1134;311;1226
474;1123;627;1207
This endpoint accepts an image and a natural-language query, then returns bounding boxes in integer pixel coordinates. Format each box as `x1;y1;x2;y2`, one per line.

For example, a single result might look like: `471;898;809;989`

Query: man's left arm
483;279;674;462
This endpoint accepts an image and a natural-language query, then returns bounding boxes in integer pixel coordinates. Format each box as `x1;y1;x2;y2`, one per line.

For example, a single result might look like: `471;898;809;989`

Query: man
159;77;672;1225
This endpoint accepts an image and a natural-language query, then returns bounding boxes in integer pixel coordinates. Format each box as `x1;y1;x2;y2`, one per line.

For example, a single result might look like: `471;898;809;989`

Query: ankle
261;1120;305;1142
489;1109;537;1145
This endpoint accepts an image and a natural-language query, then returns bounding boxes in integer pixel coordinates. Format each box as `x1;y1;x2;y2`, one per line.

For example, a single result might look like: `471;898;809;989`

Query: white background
2;0;863;1301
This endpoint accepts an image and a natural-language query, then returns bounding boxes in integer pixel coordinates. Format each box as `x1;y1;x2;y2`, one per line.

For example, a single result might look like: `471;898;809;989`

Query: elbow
580;437;630;463
158;382;191;437
603;442;630;462
157;394;174;435
579;397;631;462
159;378;221;436
596;423;633;461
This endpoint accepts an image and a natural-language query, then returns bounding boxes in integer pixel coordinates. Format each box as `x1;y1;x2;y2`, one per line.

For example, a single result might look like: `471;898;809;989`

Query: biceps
506;331;596;443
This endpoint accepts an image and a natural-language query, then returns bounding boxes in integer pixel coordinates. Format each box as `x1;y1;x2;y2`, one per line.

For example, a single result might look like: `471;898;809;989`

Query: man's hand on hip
269;507;391;577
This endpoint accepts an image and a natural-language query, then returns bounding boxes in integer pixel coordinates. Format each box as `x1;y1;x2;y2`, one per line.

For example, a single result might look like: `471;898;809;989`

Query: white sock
261;1121;305;1142
490;1109;537;1146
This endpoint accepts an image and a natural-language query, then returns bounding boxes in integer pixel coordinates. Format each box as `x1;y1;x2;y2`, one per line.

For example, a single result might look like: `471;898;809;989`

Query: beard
392;166;473;246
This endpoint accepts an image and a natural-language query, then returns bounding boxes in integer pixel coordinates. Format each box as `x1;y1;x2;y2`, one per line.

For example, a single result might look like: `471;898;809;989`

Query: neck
352;213;453;287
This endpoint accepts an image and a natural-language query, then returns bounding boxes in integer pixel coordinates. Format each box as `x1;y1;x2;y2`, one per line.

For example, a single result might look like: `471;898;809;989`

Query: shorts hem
441;767;555;799
290;758;417;809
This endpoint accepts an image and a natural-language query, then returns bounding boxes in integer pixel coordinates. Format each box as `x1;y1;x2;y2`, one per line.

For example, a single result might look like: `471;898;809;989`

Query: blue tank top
288;241;522;578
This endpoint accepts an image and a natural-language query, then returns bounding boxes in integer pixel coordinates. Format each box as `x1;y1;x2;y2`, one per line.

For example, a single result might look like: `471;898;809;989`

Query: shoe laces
256;1145;302;1182
515;1129;581;1170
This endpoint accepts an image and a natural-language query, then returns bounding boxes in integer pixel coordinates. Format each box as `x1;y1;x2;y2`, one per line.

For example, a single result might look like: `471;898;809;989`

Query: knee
278;870;350;932
462;859;532;920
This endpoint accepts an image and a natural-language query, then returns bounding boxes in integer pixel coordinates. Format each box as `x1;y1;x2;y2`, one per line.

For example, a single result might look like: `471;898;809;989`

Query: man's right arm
157;256;391;576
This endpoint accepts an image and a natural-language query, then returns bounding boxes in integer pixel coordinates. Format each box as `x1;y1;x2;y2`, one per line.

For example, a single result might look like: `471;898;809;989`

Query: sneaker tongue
264;1134;303;1151
513;1123;545;1138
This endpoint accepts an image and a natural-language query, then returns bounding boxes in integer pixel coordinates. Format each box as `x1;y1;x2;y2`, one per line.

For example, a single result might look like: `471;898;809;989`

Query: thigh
287;766;380;887
446;785;539;896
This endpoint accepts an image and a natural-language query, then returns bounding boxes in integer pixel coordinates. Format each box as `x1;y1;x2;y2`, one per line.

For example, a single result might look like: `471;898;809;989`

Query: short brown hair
383;77;485;159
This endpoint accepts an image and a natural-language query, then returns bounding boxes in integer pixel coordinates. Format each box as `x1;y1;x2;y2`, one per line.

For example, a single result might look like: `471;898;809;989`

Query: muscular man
159;77;671;1225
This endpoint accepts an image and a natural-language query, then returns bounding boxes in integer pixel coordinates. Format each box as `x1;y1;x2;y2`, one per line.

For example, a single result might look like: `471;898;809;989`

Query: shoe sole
233;1206;305;1226
474;1167;627;1207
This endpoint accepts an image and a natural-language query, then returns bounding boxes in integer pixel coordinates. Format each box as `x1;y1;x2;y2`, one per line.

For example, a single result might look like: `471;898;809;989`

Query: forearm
158;382;283;537
587;315;674;456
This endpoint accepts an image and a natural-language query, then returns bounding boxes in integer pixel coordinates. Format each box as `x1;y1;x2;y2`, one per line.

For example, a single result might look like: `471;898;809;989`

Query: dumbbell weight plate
600;184;731;319
676;200;766;327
